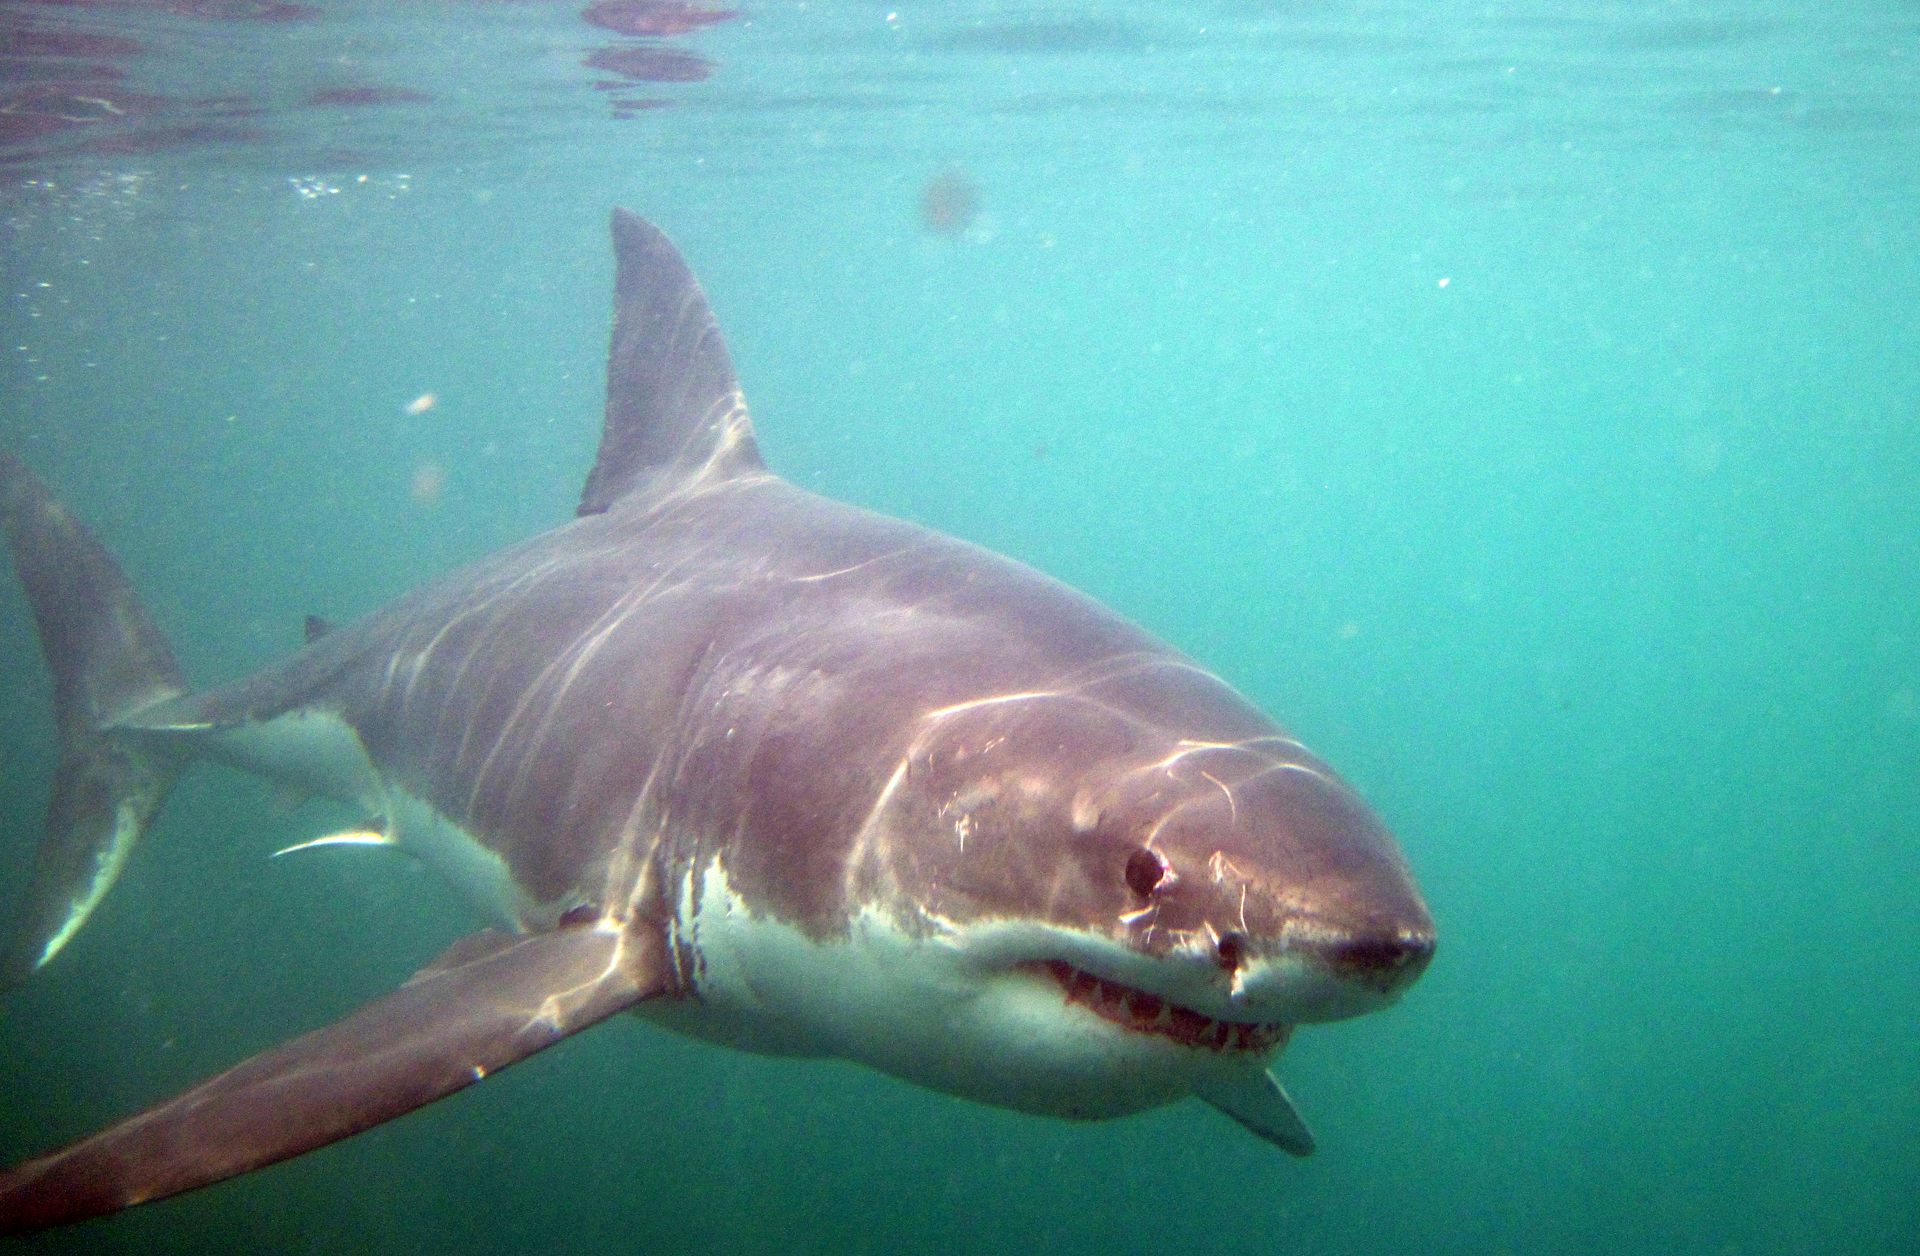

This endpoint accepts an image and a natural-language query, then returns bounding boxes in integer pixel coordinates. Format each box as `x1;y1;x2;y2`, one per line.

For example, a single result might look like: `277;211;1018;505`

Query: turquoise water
2;2;1917;1252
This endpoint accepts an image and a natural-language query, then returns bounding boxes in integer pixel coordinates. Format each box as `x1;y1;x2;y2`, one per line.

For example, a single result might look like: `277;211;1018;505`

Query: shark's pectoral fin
0;920;674;1235
1195;1068;1317;1157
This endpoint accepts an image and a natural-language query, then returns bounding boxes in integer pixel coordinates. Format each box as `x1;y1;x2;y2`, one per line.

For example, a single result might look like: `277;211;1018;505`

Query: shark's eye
1124;847;1167;898
1215;931;1247;972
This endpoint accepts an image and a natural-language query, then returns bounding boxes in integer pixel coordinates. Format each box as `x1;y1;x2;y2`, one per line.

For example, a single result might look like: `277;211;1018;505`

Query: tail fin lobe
1;453;186;982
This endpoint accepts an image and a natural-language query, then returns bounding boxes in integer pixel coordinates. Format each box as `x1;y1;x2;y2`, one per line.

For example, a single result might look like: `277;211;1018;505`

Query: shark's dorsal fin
577;210;764;516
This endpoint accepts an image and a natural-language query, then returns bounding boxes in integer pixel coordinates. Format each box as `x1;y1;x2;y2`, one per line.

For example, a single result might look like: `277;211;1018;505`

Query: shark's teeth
1025;959;1288;1053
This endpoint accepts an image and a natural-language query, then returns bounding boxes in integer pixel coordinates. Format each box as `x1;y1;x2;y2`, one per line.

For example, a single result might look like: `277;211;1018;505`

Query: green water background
1;3;1916;1253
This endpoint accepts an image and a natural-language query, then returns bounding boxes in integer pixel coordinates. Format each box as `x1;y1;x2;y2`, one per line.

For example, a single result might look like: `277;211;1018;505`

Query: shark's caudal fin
0;452;187;984
576;209;765;515
0;923;670;1234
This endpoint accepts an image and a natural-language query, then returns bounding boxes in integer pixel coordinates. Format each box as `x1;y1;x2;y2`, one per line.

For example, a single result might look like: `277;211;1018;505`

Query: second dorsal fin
577;210;764;516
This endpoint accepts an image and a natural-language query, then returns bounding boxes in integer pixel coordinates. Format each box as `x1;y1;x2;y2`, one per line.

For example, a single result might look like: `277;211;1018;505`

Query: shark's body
0;212;1433;1233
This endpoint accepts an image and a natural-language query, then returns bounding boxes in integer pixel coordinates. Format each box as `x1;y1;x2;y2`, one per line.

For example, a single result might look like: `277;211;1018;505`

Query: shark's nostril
1322;931;1436;978
1215;931;1247;972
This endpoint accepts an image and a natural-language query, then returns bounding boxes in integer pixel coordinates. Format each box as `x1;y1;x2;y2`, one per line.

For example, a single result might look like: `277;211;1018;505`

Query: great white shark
0;210;1434;1233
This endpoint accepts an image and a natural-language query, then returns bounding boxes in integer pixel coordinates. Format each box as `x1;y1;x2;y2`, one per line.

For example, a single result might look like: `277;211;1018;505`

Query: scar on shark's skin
0;210;1434;1235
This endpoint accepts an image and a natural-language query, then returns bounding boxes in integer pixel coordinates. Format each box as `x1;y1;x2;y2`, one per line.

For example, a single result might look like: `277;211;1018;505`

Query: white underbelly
642;857;1204;1120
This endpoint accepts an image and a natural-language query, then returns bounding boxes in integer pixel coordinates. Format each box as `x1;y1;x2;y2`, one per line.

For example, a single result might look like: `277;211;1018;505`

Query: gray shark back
160;465;1258;928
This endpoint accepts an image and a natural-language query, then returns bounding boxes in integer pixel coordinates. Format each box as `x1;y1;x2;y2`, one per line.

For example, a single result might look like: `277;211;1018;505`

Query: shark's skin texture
0;210;1434;1233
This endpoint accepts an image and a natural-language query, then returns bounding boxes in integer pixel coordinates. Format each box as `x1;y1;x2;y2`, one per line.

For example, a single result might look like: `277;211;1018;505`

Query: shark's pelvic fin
0;920;674;1234
576;209;765;516
0;453;188;985
1194;1069;1317;1157
270;828;398;858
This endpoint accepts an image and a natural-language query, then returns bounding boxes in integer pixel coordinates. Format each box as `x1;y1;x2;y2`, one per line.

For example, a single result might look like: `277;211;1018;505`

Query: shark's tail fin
1;452;187;984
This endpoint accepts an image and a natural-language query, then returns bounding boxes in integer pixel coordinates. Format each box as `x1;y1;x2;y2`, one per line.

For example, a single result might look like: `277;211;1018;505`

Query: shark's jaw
1020;960;1291;1055
646;859;1320;1125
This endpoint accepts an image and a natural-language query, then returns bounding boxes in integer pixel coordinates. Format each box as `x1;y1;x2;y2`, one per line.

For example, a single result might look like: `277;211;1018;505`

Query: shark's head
656;510;1433;1148
808;653;1435;1131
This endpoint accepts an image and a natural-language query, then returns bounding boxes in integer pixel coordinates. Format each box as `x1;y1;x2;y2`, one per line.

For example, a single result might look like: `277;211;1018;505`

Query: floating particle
404;393;437;416
410;461;446;506
918;169;980;238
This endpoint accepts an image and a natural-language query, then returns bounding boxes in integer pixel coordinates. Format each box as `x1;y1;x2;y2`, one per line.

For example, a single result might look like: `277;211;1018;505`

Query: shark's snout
1218;913;1434;994
1101;735;1435;1019
1282;921;1436;1023
1314;927;1436;989
1283;831;1436;1009
1224;906;1433;1024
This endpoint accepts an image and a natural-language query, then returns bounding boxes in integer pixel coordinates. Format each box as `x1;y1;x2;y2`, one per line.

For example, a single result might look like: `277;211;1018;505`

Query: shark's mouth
1027;960;1288;1053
